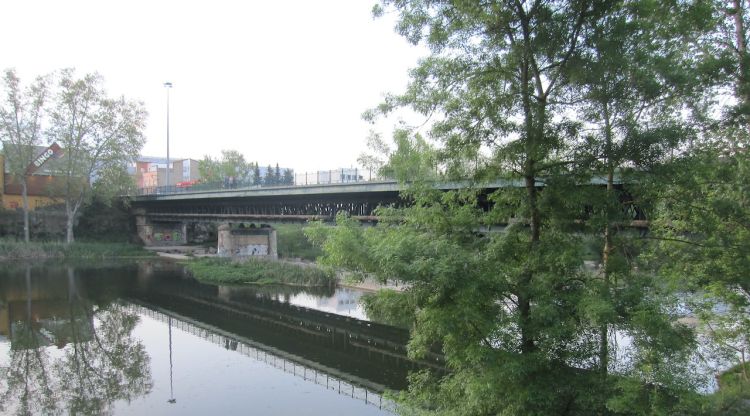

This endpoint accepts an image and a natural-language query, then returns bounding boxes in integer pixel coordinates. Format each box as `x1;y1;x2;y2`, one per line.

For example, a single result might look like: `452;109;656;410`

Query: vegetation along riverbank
360;289;415;329
0;240;156;261
184;257;334;287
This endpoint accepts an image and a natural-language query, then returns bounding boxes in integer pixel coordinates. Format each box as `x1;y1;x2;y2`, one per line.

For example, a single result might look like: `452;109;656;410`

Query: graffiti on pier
234;244;268;256
154;231;183;242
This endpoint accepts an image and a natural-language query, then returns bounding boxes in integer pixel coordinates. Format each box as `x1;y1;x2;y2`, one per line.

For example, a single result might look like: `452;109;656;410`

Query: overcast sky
0;0;425;173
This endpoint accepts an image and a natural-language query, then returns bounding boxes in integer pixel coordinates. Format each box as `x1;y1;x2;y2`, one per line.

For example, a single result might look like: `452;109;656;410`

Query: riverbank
183;257;335;287
0;240;156;261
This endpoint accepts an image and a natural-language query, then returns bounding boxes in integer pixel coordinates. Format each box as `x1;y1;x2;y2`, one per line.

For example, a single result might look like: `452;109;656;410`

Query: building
0;144;67;211
132;157;200;188
295;168;365;185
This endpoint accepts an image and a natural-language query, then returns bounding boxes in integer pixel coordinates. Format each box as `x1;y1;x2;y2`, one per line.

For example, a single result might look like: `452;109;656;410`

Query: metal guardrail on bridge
134;168;378;197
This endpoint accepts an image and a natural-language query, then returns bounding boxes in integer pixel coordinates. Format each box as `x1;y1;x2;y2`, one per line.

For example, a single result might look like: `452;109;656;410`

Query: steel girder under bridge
132;183;405;223
129;176;638;226
128;179;560;223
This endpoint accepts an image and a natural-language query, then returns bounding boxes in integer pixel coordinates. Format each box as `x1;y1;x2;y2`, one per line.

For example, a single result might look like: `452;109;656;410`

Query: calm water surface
0;260;424;415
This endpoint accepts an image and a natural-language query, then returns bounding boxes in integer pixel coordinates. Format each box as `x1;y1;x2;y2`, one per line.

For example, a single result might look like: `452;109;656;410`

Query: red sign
26;143;63;174
176;179;200;188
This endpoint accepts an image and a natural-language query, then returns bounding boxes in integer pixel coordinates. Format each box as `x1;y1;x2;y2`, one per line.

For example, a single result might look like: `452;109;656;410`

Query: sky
0;0;426;173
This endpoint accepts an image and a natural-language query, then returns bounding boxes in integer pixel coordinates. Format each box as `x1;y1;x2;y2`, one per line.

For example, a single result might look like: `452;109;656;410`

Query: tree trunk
21;179;30;243
600;168;615;376
600;103;615;376
65;200;75;244
733;0;749;105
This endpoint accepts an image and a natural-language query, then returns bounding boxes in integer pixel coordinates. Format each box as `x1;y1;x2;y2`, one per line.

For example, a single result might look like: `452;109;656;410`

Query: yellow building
0;152;64;211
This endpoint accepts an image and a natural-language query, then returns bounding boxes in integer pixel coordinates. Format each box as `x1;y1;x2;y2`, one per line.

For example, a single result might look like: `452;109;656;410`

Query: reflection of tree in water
0;266;152;415
1;322;58;415
0;268;57;415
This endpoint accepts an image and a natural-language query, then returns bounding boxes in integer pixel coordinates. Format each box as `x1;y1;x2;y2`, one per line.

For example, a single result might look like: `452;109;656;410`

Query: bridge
129;176;629;252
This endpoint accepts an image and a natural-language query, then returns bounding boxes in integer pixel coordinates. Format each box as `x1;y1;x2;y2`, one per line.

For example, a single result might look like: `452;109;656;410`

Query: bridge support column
134;209;187;246
134;209;153;245
217;223;277;259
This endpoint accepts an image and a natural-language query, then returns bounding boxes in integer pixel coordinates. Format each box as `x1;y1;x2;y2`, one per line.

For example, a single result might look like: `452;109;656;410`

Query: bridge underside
132;190;402;223
130;180;644;250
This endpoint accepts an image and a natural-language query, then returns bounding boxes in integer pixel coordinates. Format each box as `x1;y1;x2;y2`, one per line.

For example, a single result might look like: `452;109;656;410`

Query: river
0;260;429;415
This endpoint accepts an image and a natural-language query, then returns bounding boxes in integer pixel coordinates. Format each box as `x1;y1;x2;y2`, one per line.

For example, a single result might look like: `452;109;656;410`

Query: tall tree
264;164;274;186
282;168;294;185
46;69;146;243
370;4;605;406
566;1;711;394
0;69;49;242
252;162;261;185
647;3;750;411
310;1;713;413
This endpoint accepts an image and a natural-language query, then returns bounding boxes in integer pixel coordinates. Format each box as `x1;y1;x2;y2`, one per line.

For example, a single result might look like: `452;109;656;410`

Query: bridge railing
134;168;381;196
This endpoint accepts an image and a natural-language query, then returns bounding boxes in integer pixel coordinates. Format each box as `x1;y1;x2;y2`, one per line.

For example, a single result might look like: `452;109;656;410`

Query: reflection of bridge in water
129;303;397;412
126;264;444;411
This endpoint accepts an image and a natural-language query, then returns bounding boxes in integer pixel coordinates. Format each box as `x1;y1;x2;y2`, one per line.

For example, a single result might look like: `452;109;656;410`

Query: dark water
0;261;429;415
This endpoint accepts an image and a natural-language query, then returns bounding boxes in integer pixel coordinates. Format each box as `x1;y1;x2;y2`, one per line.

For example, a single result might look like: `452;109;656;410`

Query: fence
134;168;381;196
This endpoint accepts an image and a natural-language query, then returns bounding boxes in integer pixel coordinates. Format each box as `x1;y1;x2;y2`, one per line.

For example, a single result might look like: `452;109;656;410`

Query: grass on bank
184;257;334;287
0;240;155;261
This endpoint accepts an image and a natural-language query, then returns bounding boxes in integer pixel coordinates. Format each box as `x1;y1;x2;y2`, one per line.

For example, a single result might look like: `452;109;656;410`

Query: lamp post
164;82;173;189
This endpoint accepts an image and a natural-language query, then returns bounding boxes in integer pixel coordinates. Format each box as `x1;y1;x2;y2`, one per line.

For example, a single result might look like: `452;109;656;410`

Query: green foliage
322;0;726;413
74;195;135;242
252;163;261;185
274;224;322;261
46;68;147;243
697;362;750;416
264;164;274;185
359;128;440;182
282;168;294;185
0;69;49;243
360;289;415;328
0;240;154;260
184;257;334;287
198;149;255;183
305;215;377;277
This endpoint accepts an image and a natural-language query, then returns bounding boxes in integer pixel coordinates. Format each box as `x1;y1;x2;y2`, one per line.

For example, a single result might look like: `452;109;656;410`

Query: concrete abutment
217;223;277;259
135;209;187;246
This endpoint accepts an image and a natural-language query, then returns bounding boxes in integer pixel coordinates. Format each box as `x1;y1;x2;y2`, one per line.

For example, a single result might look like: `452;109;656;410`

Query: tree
197;155;221;182
360;127;439;182
274;163;281;185
46;69;146;243
253;162;261;185
264;164;274;186
198;149;253;183
357;131;390;179
565;1;712;394
0;69;49;243
282;168;294;185
645;3;750;411
309;1;715;414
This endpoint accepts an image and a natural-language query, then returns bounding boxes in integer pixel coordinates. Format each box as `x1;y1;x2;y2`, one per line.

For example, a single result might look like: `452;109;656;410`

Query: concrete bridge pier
217;223;277;259
135;209;187;246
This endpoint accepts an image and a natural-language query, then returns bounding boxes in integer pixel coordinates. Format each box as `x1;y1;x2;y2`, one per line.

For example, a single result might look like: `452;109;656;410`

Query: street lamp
164;82;173;189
